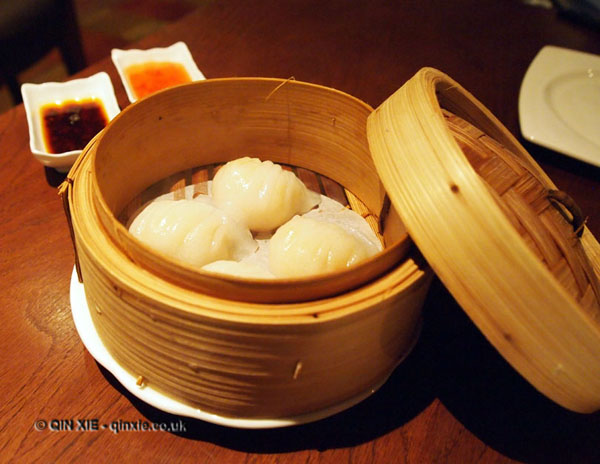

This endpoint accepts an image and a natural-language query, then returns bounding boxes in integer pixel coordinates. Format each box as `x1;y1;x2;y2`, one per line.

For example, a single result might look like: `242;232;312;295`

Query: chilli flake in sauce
41;99;109;154
125;61;192;99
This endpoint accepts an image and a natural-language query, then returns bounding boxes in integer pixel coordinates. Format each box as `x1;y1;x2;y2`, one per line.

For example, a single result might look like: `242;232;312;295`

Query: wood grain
1;0;599;462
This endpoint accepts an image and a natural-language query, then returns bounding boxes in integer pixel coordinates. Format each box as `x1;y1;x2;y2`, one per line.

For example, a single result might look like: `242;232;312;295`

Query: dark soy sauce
41;99;109;153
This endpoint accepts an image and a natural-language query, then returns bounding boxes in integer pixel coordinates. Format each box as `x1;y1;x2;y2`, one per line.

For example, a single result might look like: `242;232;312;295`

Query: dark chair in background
0;0;86;104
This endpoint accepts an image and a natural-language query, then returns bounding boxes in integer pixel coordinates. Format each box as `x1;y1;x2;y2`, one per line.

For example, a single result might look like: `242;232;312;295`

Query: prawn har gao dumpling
269;215;380;278
129;199;257;268
212;157;321;232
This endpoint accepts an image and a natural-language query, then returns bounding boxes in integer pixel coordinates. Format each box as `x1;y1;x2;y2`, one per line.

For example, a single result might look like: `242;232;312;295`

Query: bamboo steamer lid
367;67;600;413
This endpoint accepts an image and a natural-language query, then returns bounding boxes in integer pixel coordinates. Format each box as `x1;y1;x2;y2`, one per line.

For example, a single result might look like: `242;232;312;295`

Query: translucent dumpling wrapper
269;215;380;278
129;199;257;268
211;157;321;232
202;260;275;279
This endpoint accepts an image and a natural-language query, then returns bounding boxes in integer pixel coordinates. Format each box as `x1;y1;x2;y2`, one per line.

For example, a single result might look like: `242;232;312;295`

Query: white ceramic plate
69;267;412;429
21;72;120;172
519;46;600;167
111;41;205;103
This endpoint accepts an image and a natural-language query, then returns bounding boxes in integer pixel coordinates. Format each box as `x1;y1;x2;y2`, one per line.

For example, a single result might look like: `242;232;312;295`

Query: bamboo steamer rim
366;67;600;413
63;139;431;323
60;77;433;320
85;77;412;304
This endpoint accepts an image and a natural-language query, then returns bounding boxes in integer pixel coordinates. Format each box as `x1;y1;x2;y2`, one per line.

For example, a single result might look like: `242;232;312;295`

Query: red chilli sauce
41;98;109;153
125;62;192;99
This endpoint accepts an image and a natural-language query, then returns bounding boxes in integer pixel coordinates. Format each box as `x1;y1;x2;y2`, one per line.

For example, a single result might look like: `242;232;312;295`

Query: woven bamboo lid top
366;67;600;413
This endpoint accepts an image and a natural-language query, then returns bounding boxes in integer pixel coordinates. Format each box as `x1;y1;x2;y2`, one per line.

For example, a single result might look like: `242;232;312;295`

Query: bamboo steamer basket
367;67;600;414
61;78;433;420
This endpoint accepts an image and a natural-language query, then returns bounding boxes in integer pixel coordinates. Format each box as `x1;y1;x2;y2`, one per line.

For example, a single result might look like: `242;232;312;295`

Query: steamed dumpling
129;199;257;267
211;157;321;232
202;260;275;279
268;215;379;278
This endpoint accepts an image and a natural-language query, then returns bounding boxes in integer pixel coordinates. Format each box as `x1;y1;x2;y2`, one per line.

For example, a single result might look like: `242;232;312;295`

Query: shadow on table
522;140;600;183
98;280;600;462
45;167;68;187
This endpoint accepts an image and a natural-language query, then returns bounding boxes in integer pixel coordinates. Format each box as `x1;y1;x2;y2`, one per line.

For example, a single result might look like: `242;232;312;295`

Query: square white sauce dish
111;41;205;103
21;72;120;172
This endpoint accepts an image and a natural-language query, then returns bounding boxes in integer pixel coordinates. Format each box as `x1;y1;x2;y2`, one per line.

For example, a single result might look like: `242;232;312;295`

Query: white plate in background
21;72;120;172
519;46;600;167
111;41;205;103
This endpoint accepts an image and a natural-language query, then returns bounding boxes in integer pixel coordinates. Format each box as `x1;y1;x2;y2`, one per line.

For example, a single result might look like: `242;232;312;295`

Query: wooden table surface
1;1;599;462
